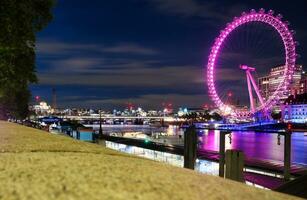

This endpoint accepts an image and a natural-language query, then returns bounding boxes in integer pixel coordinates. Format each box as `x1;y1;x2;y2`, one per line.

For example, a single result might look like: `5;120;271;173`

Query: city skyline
31;0;307;109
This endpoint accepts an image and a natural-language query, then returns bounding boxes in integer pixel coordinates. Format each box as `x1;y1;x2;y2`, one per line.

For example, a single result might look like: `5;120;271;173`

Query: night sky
31;0;307;110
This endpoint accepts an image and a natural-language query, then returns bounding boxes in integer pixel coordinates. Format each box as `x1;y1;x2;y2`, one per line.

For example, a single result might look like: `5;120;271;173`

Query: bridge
54;115;175;121
193;121;281;131
219;121;278;129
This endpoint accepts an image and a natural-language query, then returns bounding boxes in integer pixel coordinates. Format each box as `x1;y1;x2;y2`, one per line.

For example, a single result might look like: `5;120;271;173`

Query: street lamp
99;109;103;136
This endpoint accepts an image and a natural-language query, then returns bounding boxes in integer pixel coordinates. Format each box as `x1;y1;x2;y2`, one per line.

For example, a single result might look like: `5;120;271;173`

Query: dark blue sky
31;0;307;110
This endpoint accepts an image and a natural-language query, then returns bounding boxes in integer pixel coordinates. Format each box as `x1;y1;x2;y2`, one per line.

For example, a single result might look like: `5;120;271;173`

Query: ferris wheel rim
206;9;296;117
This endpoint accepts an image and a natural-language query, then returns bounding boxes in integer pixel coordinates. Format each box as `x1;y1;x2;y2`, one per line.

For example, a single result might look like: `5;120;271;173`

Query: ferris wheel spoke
246;70;255;112
246;70;265;106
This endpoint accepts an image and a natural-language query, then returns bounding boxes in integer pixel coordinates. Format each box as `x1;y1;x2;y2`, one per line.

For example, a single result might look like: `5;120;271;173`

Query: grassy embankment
0;121;301;200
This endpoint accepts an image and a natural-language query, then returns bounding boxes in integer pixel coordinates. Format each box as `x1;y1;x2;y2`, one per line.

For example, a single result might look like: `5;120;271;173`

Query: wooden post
99;109;103;136
225;150;244;182
184;125;197;169
97;138;106;147
161;119;165;127
284;131;292;181
219;131;226;177
76;131;80;140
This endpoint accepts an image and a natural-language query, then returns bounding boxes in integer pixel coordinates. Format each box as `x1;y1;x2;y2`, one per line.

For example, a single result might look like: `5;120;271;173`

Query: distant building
258;76;270;101
281;93;307;123
32;101;52;115
177;107;208;117
258;65;304;103
147;110;158;116
299;72;307;94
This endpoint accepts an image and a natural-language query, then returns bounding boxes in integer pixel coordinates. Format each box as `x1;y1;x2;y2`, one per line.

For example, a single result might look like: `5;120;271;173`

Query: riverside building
258;65;304;103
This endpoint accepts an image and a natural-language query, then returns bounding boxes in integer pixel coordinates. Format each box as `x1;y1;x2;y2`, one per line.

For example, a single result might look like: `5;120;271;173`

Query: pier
95;132;307;189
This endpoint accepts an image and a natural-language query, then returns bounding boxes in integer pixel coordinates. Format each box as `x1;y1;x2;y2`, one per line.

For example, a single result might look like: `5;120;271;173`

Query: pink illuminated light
206;9;296;117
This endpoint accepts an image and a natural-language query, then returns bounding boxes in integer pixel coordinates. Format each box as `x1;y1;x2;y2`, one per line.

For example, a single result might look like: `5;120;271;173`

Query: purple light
206;9;296;117
268;10;274;15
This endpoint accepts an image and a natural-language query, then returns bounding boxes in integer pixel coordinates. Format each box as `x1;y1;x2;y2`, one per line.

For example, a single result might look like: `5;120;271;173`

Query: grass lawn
0;121;301;200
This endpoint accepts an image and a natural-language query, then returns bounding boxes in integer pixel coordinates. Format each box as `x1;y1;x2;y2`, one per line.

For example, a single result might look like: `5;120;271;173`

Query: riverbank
0;121;301;200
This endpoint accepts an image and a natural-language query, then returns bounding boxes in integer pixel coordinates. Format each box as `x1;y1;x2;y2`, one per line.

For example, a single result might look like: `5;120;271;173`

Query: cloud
35;39;208;108
146;0;247;22
36;40;100;55
214;68;244;81
148;0;204;17
102;43;157;55
60;95;98;102
84;93;210;109
38;64;203;87
36;39;203;88
36;40;158;56
45;58;105;73
216;51;285;76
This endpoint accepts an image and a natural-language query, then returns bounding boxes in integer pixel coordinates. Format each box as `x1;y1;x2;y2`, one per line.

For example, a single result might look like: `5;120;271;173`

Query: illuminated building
258;65;303;103
257;76;270;102
32;101;52;115
281;93;307;123
299;73;307;94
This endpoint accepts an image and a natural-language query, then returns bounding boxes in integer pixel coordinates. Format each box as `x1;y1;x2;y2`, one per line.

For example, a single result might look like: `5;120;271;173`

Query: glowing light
221;105;233;116
206;10;296;117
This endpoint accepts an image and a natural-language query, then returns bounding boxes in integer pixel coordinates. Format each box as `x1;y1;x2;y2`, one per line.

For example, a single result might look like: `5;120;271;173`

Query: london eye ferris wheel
206;9;297;118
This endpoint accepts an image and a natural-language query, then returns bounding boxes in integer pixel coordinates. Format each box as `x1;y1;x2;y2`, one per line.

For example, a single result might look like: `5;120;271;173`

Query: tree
271;111;282;120
0;0;55;120
211;112;223;121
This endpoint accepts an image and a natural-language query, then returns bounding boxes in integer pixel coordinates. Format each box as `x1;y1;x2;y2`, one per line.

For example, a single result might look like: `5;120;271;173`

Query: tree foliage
0;0;55;119
271;111;282;120
181;110;223;122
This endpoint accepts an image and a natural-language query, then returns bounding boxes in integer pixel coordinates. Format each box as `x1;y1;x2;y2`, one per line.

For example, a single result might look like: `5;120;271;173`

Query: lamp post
99;109;103;136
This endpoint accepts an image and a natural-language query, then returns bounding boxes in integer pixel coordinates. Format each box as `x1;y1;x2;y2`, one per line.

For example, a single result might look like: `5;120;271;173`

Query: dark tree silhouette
0;0;55;119
271;111;282;120
181;110;223;122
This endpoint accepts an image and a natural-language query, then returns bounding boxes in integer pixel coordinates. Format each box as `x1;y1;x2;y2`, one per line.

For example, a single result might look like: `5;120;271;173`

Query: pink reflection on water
198;130;307;164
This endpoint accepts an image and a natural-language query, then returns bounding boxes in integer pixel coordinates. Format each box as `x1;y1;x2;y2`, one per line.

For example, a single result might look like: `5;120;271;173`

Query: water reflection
94;125;307;165
198;130;307;164
199;131;282;161
105;141;219;176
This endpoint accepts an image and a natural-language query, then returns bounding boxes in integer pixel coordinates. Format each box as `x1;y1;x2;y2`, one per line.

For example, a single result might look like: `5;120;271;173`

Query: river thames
88;125;307;166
